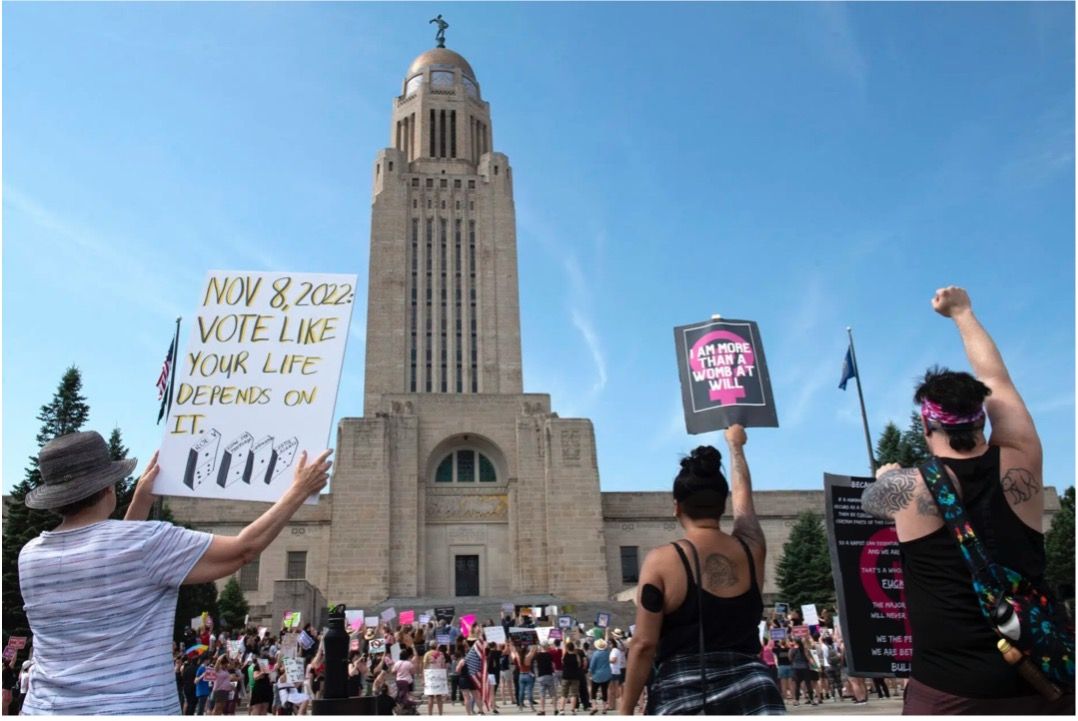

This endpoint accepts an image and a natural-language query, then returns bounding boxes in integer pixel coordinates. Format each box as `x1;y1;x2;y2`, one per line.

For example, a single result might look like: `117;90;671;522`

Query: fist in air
932;286;972;318
724;424;747;448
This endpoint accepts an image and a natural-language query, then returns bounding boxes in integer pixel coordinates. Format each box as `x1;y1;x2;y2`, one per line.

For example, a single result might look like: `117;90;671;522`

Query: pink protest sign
674;318;778;433
400;610;415;625
460;614;477;638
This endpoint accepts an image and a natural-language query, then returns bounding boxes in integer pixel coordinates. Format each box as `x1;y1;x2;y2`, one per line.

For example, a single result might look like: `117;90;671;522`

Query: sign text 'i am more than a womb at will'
157;271;357;503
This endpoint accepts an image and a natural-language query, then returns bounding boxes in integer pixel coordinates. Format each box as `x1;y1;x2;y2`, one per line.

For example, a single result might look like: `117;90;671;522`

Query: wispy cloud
810;3;869;89
570;307;607;395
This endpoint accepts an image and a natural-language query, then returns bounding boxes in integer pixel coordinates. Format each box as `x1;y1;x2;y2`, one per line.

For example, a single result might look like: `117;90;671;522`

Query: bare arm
934;287;1040;456
123;452;160;521
725;425;765;556
619;550;663;714
861;466;920;520
183;450;332;584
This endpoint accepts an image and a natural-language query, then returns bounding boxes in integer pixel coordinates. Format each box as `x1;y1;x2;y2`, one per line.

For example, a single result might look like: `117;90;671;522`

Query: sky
3;2;1074;498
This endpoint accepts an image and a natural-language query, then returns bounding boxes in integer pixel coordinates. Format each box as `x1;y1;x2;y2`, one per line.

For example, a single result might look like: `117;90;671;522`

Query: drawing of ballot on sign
217;432;255;488
183;429;221;489
271;438;299;482
251;436;277;485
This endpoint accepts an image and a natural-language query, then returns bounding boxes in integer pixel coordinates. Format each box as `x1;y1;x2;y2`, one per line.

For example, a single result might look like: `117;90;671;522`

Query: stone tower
327;45;610;603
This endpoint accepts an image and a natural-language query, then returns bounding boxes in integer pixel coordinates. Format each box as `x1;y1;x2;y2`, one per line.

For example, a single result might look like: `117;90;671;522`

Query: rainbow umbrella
185;644;209;657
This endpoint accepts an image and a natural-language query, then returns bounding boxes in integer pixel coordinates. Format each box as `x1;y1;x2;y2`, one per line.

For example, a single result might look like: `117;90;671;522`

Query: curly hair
914;366;991;452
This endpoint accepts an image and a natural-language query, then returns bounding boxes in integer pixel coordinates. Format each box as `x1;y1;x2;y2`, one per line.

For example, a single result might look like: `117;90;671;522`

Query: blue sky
4;3;1074;497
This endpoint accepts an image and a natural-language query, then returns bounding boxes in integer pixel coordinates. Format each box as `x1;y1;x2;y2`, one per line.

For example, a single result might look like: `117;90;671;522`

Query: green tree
776;511;836;609
177;574;220;642
1045;486;1075;604
875;422;903;465
108;427;138;520
2;367;91;639
898;412;930;466
217;576;250;630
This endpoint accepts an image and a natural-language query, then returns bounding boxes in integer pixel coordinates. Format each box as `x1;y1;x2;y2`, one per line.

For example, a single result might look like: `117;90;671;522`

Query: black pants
873;677;890;698
578;677;591;709
184;687;197;715
794;668;815;702
450;674;460;702
591;681;609;704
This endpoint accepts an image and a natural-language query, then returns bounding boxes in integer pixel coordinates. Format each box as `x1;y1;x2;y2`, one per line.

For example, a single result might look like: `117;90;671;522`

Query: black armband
640;583;664;613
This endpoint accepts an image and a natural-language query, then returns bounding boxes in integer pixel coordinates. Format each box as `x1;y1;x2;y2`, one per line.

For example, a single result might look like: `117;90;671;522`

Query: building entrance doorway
455;555;480;596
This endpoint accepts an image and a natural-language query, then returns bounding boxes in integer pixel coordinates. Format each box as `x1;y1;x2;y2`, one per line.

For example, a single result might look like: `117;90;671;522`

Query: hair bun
681;445;721;476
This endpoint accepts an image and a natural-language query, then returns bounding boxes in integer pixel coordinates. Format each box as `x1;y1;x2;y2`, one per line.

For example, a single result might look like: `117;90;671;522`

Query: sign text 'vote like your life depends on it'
157;271;357;504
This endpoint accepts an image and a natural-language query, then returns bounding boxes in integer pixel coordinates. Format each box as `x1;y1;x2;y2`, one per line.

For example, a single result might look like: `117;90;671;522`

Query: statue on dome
429;14;449;48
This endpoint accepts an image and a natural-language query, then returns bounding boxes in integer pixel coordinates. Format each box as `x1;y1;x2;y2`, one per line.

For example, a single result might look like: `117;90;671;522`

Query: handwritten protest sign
435;633;451;646
595;612;610;629
280;635;298;659
418;614;431;625
298;630;315;650
501;603;515;613
770;627;788;641
434;606;455;622
365;615;380;630
801;604;820;627
380;607;397;623
535;627;552;645
369;639;386;655
674;317;778;432
157;271;357;503
791;625;810;639
228;640;245;659
548;628;562;641
483;626;506;644
283;658;305;682
826;473;911;677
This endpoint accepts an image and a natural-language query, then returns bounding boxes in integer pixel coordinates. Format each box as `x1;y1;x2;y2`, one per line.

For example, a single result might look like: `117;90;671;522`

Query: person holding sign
619;426;784;715
861;287;1073;715
16;430;332;715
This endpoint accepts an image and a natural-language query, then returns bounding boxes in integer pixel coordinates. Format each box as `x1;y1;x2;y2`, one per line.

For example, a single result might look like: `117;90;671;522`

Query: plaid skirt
648;650;786;715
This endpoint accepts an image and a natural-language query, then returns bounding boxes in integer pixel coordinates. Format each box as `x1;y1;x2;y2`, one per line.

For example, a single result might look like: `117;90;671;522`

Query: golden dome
406;48;476;80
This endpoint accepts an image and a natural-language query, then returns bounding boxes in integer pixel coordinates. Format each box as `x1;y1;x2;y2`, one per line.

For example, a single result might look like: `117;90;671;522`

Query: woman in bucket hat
17;430;332;715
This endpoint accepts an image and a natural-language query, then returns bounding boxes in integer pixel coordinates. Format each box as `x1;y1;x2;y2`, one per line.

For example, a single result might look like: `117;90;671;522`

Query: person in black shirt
862;286;1073;714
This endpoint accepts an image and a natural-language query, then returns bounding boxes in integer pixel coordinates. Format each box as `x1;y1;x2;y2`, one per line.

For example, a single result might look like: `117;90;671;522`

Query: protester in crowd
211;656;233;715
485;639;503;713
760;637;778;684
2;658;16;716
195;655;213;715
861;287;1074;715
392;647;418;713
587;637;612;714
774;637;793;701
822;636;843;702
607;630;625;712
789;638;816;706
514;641;537;711
423;643;448;715
15;431;333;715
249;660;273;716
558;640;583;715
531;640;556;715
619;426;785;715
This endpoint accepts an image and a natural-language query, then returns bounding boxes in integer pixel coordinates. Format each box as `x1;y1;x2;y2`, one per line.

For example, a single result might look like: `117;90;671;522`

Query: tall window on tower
429;109;436;158
439;218;448;392
454;218;463;393
439;109;447;158
450;110;457;158
410;218;419;392
469;220;478;392
425;218;433;392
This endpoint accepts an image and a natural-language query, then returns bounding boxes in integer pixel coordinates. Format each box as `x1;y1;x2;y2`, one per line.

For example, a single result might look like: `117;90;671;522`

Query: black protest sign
673;318;778;433
434;606;456;623
825;473;912;677
508;628;539;647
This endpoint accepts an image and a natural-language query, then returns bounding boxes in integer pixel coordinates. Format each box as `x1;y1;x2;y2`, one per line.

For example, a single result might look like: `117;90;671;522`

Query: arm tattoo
1001;468;1039;505
915;493;941;517
702;553;740;589
729;446;765;550
861;469;919;519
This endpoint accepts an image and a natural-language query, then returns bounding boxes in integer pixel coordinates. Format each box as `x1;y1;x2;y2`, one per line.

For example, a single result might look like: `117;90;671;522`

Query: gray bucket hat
25;431;136;510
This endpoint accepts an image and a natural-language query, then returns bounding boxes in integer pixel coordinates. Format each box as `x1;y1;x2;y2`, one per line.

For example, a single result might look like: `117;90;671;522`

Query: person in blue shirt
193;656;212;715
588;639;612;714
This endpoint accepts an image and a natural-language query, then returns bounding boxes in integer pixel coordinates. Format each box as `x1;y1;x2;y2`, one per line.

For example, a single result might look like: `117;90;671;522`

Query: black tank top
899;446;1046;698
535;651;553;676
657;537;763;663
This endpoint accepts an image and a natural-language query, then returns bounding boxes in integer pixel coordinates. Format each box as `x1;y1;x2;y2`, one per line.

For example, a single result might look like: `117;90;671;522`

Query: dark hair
53;485;111;518
914;366;991;452
673;446;729;520
400;647;413;661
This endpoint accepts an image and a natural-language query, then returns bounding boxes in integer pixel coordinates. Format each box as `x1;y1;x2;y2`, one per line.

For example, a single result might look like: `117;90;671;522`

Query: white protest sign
283;657;305;682
390;643;401;662
483;626;506;644
280;635;299;659
546;606;558;618
365;615;380;630
298;630;315;650
531;606;543;618
419;614;432;625
228;640;245;659
758;621;767;642
157;270;357;503
381;607;397;623
535;627;552;645
801;604;820;627
258;627;269;639
191;616;203;631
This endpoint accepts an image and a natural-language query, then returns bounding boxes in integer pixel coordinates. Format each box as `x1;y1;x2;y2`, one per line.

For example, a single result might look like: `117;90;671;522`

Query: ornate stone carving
561;429;581;465
427;493;508;523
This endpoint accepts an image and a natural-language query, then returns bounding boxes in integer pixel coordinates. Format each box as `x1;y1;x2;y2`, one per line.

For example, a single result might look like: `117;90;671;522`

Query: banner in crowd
484;626;506;644
791;625;810;639
282;611;301;629
536;627;553;644
673;317;779;433
825;473;912;677
2;637;26;661
549;628;563;641
774;602;789;616
283;658;305;682
435;606;455;622
424;668;449;696
419;614;431;625
801;604;819;626
157;270;357;503
380;607;397;623
509;627;539;646
558;615;573;629
595;612;610;628
400;610;415;625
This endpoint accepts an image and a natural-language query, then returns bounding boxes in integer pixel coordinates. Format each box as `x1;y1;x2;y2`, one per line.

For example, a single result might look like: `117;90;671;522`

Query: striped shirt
19;520;212;715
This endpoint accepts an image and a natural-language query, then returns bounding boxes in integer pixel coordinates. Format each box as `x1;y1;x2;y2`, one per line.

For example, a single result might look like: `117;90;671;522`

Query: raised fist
932;286;972;318
875;462;901;480
724;424;747;448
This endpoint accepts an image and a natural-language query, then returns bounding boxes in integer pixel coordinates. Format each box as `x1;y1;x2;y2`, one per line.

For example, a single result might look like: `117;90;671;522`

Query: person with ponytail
618;425;785;715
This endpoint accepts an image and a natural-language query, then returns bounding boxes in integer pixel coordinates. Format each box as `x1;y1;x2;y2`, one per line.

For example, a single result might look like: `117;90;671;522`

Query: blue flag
839;346;857;391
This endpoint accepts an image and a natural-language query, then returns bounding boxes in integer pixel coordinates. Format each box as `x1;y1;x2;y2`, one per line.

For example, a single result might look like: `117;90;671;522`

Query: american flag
156;340;174;400
465;639;491;711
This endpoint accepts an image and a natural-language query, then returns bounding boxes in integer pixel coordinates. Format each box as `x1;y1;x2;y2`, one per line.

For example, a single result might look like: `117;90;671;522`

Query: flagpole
847;327;876;475
154;317;181;522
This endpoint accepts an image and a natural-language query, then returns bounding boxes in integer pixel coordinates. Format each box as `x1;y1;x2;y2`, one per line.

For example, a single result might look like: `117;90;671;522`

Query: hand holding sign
290;449;333;501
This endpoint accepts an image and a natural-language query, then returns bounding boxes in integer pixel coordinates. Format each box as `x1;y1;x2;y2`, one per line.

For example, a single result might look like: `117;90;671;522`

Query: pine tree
875;422;903;465
1045;486;1075;604
217;576;250;630
776;511;836;609
898;412;930;466
108;428;137;520
2;367;91;638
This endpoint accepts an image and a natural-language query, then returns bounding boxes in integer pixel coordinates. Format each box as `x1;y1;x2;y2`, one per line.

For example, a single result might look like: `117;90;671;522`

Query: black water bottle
322;604;349;700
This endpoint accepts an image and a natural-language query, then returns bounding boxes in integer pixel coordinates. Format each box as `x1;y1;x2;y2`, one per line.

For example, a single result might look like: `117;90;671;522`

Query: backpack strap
918;457;1009;613
680;539;711;712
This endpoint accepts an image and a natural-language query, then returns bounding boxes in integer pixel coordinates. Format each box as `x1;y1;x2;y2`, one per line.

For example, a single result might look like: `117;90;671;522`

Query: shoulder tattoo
1001;468;1039;505
861;468;919;519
